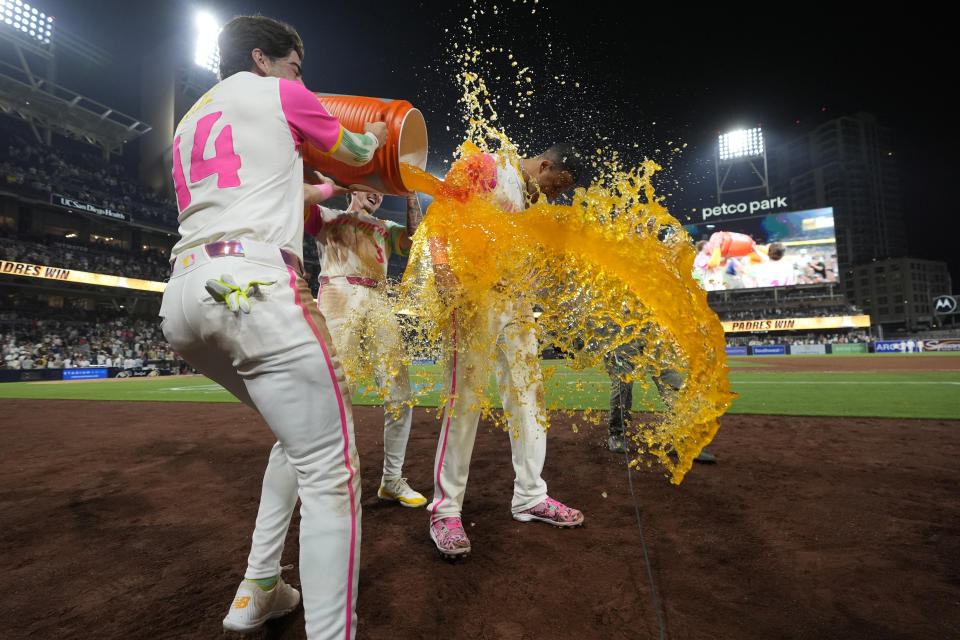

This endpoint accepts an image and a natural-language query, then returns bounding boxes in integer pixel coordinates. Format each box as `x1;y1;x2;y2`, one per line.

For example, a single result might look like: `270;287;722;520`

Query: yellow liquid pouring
398;141;735;485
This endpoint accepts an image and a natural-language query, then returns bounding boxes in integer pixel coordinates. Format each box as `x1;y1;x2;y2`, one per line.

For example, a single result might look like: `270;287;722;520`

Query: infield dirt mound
1;399;958;639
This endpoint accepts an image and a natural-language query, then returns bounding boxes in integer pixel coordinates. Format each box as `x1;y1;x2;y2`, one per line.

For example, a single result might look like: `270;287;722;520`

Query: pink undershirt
277;79;343;152
278;80;341;209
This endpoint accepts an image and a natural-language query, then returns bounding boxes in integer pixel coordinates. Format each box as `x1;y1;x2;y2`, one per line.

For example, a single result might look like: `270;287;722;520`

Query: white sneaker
222;576;301;634
378;476;427;507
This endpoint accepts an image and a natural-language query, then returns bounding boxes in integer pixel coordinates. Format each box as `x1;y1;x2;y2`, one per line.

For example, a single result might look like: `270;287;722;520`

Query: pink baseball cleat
513;496;584;527
429;516;472;558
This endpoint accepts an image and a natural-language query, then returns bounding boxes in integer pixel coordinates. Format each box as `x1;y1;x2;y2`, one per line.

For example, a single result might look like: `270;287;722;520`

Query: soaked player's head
218;15;305;83
351;191;383;214
528;143;583;202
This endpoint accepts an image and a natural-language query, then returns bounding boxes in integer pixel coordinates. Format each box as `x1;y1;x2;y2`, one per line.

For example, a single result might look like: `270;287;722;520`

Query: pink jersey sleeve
278;79;343;152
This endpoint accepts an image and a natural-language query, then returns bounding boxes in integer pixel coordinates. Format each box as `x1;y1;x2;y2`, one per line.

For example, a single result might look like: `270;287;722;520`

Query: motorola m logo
933;295;958;314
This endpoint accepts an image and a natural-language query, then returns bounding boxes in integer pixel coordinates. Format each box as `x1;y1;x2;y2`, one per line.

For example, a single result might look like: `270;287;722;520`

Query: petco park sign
700;196;789;221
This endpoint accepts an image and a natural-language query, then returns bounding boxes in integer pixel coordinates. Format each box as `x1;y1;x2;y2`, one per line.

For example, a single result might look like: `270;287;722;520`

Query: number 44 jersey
171;71;363;259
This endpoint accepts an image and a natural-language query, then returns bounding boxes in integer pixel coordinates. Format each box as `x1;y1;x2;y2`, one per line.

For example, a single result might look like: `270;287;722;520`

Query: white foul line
731;381;960;385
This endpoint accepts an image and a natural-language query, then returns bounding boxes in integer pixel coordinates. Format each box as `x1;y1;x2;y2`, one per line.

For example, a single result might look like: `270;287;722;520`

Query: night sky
31;1;957;282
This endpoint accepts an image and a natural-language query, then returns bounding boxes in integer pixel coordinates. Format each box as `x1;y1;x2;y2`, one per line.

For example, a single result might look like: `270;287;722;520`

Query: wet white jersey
307;206;406;281
489;157;527;213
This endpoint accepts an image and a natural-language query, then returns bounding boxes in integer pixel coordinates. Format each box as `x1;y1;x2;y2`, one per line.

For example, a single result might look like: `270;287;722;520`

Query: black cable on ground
623;446;667;640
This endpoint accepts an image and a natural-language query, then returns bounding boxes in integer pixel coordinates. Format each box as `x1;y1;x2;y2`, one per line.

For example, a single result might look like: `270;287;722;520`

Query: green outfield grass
1;358;957;419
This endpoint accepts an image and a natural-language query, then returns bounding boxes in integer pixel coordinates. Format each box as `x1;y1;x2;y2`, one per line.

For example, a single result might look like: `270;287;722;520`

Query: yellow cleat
378;477;427;507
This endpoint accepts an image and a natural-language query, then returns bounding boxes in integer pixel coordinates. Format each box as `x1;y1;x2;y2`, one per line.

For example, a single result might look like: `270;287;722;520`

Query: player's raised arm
396;193;424;252
278;79;386;166
304;170;350;207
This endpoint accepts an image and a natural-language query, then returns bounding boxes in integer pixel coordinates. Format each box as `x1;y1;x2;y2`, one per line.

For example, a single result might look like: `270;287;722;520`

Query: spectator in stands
1;128;179;227
0;310;187;372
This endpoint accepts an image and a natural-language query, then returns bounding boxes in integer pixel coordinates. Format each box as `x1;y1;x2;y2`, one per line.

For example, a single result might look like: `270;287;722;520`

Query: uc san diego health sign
50;193;129;222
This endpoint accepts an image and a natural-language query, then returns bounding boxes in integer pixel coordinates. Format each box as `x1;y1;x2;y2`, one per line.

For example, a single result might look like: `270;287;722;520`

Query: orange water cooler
301;94;428;195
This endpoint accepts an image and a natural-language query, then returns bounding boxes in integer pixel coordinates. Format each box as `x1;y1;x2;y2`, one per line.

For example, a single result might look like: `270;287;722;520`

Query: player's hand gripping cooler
300;94;429;195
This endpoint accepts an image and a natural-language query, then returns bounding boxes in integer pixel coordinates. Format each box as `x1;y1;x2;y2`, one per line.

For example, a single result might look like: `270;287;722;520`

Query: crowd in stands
1;129;179;227
716;304;858;321
0;310;188;372
0;228;171;282
725;331;870;346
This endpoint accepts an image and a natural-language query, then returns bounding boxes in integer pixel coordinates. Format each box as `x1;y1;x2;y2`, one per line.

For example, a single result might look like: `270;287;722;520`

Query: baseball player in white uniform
306;190;426;507
425;145;585;558
158;16;387;639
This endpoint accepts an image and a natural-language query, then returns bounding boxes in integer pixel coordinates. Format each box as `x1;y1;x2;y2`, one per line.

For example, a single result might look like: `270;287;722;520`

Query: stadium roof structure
0;24;151;157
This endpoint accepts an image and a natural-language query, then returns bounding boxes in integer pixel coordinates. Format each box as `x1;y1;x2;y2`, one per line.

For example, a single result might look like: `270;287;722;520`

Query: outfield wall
0;367;175;383
725;343;868;356
722;340;959;356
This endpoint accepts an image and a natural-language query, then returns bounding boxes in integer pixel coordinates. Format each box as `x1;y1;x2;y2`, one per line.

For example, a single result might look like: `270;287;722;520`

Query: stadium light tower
0;0;54;46
194;10;220;74
715;125;770;203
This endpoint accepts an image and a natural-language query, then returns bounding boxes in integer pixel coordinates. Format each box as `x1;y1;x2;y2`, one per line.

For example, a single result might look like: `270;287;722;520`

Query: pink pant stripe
431;311;458;521
287;267;356;639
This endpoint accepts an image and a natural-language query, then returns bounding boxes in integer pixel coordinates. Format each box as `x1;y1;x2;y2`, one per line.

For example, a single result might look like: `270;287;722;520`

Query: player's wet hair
768;242;786;261
218;15;305;80
537;143;584;182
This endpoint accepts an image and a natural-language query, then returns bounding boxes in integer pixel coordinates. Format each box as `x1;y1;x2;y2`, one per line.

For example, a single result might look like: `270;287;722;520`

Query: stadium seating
0;309;187;372
0;227;171;281
2;121;179;227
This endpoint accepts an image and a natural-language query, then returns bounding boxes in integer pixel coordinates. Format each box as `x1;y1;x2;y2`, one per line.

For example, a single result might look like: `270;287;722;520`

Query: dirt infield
2;400;958;639
728;354;960;373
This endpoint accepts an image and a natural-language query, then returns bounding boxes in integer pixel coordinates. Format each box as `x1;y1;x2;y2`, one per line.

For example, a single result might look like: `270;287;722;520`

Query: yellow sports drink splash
399;134;735;485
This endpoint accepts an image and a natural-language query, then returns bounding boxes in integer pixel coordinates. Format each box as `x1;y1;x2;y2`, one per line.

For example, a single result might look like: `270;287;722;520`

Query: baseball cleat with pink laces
429;516;472;558
513;496;584;527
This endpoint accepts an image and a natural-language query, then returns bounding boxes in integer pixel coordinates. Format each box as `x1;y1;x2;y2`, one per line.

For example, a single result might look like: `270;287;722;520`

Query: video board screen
684;207;837;291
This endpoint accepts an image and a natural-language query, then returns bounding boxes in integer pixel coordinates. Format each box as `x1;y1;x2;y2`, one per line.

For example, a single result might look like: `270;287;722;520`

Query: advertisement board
51;193;129;222
873;340;924;353
831;343;867;354
789;344;827;355
722;315;871;333
932;295;957;315
685;207;837;291
751;345;787;355
0;259;166;293
921;339;960;352
724;346;748;356
62;367;109;380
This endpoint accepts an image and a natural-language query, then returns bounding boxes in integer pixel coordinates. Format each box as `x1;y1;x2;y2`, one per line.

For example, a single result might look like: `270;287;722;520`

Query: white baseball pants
160;243;360;640
427;303;548;521
317;278;413;480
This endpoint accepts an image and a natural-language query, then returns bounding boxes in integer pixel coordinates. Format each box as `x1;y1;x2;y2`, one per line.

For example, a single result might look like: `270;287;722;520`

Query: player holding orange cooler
160;15;388;639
